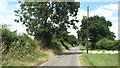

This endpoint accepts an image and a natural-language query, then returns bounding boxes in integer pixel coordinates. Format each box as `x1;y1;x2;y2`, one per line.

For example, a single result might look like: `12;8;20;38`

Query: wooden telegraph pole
87;6;89;53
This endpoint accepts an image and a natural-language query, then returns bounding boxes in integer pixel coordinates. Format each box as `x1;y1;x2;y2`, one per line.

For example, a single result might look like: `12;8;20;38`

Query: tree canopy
14;1;80;46
65;35;77;46
77;15;116;49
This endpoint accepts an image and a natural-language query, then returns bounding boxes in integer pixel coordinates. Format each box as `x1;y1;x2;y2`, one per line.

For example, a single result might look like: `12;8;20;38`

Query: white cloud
110;22;118;40
90;4;118;40
103;4;118;11
0;1;8;11
0;1;27;34
0;0;18;2
90;8;114;16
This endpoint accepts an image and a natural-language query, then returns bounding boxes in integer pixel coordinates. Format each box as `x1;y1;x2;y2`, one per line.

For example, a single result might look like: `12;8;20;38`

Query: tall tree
14;1;80;47
77;15;116;49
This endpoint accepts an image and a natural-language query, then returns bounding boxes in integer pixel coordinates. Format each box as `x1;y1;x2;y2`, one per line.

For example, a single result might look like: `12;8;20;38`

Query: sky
0;0;119;40
68;2;118;40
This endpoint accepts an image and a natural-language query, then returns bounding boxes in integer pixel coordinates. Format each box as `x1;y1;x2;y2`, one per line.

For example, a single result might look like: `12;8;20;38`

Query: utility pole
87;6;89;53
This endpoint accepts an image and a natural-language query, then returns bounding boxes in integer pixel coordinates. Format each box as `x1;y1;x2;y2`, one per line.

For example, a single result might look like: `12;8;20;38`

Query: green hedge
96;38;119;50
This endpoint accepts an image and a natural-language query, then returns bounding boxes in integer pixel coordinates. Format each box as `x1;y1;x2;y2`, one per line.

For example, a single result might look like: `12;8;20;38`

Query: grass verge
79;54;118;66
2;41;70;66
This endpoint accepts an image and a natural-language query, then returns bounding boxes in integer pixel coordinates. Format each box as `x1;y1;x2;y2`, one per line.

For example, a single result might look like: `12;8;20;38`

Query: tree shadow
60;51;85;55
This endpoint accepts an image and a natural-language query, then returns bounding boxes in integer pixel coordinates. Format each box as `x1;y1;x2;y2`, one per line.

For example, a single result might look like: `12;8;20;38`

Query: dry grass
2;46;56;66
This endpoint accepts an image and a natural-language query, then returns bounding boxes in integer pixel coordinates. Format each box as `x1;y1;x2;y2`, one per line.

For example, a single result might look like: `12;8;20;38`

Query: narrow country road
40;47;83;66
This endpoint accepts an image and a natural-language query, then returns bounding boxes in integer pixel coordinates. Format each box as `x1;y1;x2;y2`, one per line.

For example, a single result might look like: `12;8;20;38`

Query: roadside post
87;6;89;53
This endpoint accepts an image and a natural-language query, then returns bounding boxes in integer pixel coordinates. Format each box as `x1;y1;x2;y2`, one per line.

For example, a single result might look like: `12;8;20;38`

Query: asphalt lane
40;47;83;66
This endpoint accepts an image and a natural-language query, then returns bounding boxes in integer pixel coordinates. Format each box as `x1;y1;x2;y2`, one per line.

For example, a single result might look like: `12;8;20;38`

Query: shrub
113;40;120;50
118;40;120;50
1;25;17;52
96;38;116;50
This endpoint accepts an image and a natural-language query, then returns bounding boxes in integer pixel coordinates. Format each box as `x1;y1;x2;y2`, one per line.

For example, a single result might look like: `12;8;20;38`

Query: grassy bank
79;54;118;66
2;46;54;66
2;44;67;66
2;40;68;66
1;25;71;66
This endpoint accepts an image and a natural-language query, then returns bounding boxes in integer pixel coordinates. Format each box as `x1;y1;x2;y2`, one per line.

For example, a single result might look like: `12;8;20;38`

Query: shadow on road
60;51;85;55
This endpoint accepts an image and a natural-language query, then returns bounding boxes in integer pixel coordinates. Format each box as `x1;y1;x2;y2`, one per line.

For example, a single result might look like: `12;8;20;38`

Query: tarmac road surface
40;47;83;66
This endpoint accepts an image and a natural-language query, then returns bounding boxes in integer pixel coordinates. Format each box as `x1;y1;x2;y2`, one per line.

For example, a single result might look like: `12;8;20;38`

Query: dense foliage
77;15;116;49
14;1;80;47
65;35;77;46
96;38;119;50
1;25;66;65
1;25;18;52
1;25;76;55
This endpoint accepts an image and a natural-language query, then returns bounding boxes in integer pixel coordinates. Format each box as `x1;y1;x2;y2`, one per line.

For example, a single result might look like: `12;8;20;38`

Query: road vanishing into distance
40;47;83;66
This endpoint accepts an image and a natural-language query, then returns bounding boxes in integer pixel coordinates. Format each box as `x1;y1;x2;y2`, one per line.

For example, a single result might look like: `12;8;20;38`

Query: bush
113;40;120;50
96;38;117;50
118;40;120;50
1;25;17;52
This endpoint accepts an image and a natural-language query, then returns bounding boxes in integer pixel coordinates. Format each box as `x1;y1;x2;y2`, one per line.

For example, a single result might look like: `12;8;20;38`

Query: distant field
79;54;118;66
